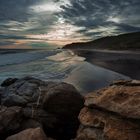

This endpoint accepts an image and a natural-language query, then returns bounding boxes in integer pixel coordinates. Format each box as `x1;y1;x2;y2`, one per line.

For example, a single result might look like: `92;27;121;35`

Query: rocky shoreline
77;80;140;140
0;77;140;140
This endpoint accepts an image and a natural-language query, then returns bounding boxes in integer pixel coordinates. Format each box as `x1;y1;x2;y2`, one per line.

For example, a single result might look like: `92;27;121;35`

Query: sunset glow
0;0;139;48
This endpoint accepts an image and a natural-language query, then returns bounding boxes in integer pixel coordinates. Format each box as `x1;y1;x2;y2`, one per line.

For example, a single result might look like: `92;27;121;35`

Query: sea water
0;49;130;94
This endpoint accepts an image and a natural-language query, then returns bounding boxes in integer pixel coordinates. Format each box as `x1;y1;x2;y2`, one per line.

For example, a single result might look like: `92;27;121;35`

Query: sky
0;0;140;48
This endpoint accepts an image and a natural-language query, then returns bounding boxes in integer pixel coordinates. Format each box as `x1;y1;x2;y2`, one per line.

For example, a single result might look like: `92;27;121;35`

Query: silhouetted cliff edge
63;32;140;50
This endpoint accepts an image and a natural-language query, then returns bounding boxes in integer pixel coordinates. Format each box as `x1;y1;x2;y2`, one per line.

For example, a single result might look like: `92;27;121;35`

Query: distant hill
63;32;140;50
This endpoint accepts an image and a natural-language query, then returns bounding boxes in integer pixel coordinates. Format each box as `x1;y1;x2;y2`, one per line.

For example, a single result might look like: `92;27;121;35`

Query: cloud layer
0;0;140;47
60;0;140;38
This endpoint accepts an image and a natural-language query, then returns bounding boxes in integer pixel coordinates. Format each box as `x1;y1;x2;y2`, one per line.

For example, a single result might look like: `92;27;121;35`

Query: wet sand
70;49;140;80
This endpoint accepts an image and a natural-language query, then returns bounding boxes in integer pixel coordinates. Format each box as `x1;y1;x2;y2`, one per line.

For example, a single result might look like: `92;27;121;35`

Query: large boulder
0;77;84;140
1;78;18;87
6;127;51;140
43;82;84;118
1;77;44;106
1;77;84;114
76;80;140;140
36;82;84;139
85;80;140;119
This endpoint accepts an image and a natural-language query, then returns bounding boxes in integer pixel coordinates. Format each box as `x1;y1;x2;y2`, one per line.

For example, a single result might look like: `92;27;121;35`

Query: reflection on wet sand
0;49;130;94
72;49;140;80
64;61;130;94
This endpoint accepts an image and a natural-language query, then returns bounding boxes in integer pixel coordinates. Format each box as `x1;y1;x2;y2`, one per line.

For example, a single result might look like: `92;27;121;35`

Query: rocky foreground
77;80;140;140
0;77;140;140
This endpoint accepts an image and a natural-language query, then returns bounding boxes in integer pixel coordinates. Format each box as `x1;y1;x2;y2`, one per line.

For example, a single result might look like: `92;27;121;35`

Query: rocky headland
0;77;140;140
63;32;140;50
63;32;140;80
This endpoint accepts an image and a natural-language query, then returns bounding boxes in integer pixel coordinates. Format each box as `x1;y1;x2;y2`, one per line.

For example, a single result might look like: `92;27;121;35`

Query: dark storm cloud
0;0;38;21
59;0;140;38
0;0;140;43
0;0;39;38
0;0;59;37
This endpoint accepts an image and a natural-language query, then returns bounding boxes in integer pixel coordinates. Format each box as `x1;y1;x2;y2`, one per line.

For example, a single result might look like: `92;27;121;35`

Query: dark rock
43;82;84;118
20;119;42;130
23;106;49;119
23;107;59;129
0;106;23;139
1;78;18;87
1;77;46;106
38;82;84;139
6;127;49;140
1;77;84;140
40;82;84;139
0;87;4;104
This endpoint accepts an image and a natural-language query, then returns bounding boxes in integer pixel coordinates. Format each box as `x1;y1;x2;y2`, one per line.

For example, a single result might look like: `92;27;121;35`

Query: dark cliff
63;32;140;50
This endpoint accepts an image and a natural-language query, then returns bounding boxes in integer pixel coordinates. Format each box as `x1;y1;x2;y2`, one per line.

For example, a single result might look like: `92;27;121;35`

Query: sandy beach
71;49;140;80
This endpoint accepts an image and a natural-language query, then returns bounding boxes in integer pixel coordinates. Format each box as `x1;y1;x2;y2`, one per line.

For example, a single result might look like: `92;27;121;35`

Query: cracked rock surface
76;80;140;140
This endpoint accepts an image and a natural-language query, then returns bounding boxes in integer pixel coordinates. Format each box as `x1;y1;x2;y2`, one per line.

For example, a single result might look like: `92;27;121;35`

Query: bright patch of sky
0;0;140;48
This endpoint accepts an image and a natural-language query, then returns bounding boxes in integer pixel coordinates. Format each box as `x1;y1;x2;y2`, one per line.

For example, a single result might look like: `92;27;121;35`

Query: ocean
0;48;130;94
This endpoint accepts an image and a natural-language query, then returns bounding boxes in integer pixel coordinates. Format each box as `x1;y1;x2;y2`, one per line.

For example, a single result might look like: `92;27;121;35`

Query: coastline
68;48;140;80
0;77;140;140
0;49;130;94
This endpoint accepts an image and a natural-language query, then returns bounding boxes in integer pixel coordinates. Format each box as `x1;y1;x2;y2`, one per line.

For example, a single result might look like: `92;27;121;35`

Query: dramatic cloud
0;0;140;47
60;0;140;39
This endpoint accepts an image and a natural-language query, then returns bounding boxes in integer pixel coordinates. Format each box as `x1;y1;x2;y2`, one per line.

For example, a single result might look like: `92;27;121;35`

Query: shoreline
0;48;131;93
0;77;140;140
69;48;140;80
